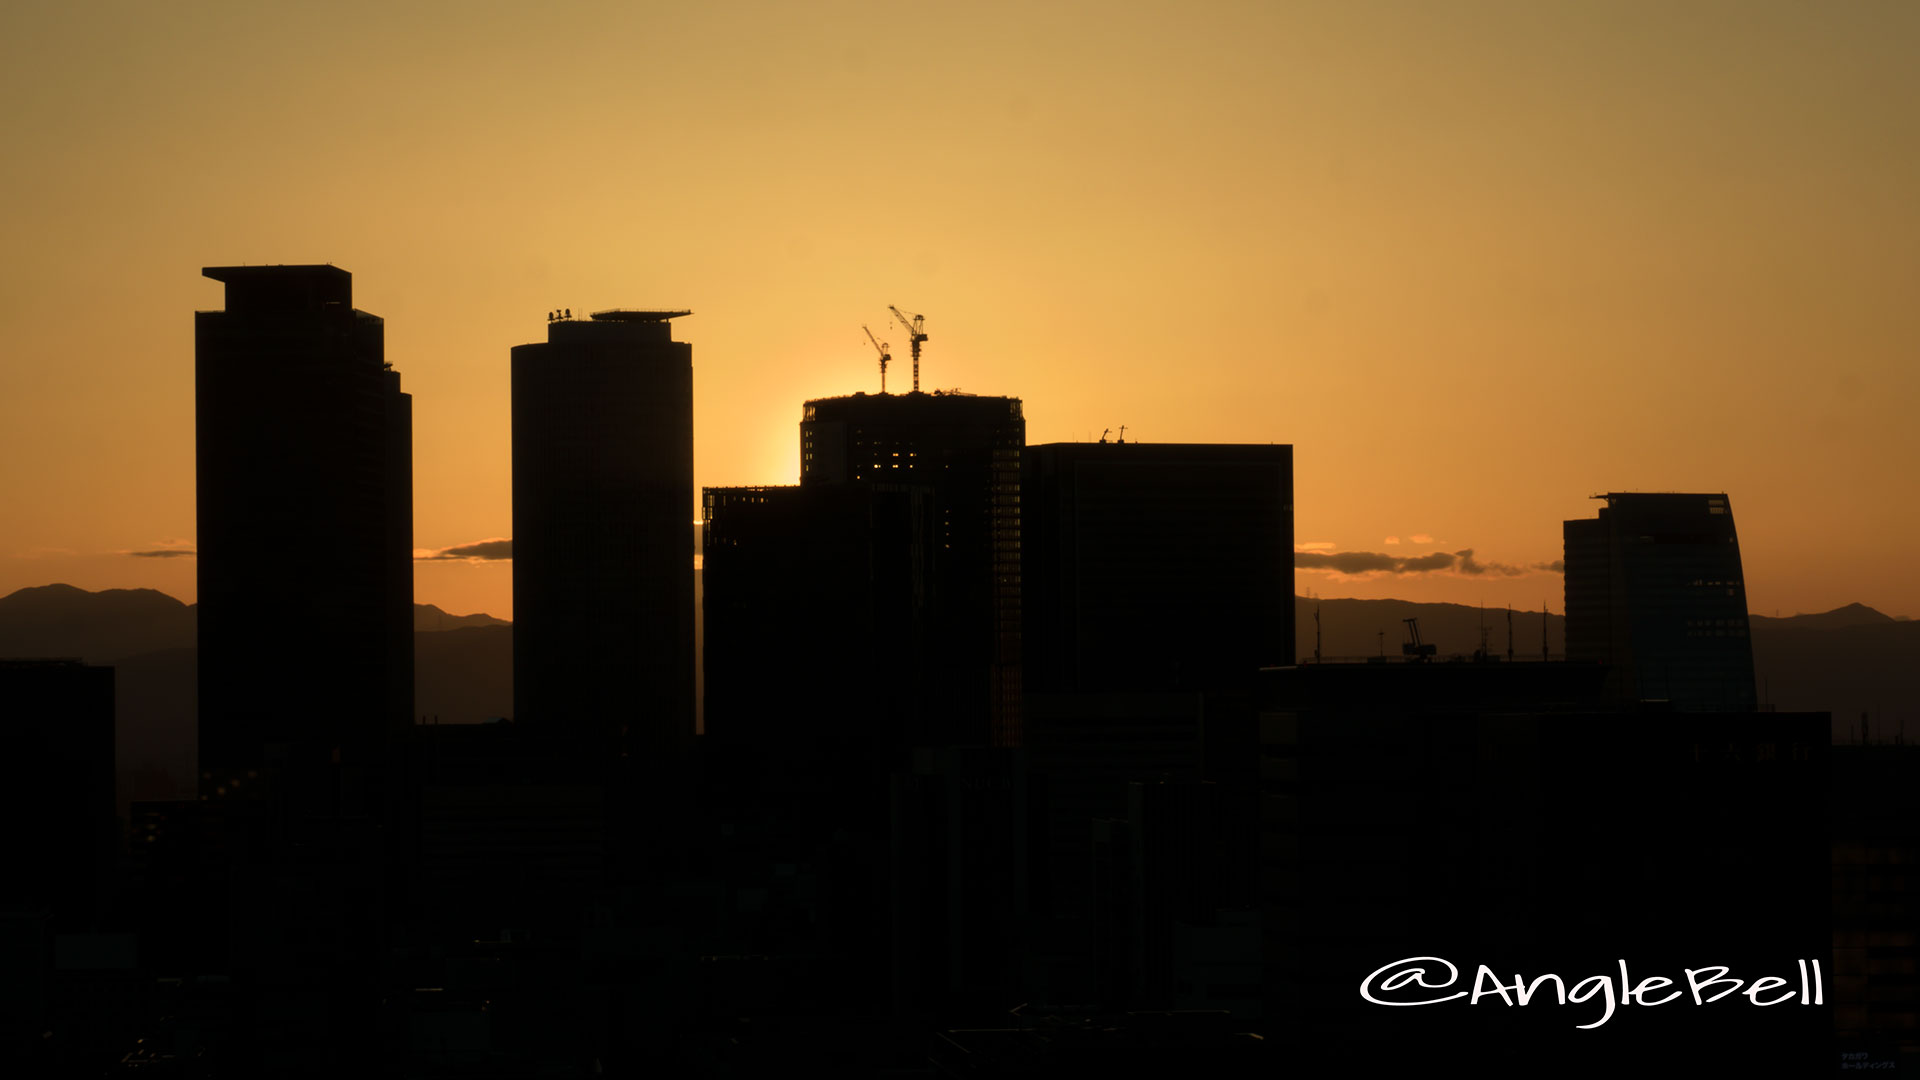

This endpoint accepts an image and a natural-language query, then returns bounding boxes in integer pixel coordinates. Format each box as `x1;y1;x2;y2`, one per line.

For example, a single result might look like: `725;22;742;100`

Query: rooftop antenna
862;325;891;393
888;306;927;392
1117;424;1128;444
1099;428;1110;444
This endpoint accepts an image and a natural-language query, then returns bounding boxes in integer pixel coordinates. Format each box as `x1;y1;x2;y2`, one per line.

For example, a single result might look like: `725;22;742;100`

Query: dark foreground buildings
1022;441;1295;693
0;660;115;932
1257;663;1832;1076
1017;441;1293;1005
702;482;933;748
1564;491;1757;710
195;264;413;816
512;309;696;764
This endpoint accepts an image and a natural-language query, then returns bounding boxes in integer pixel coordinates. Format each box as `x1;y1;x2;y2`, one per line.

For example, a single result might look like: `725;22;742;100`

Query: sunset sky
4;1;1916;623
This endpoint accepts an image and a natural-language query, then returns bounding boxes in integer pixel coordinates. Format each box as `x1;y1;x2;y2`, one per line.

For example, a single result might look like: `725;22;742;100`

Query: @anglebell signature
1360;956;1824;1030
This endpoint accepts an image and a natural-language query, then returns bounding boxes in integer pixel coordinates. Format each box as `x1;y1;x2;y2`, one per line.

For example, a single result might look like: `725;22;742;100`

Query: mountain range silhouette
4;583;1912;822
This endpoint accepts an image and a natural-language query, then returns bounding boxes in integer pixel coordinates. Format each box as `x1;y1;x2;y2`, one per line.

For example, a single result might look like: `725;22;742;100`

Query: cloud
1453;549;1530;576
417;538;513;561
1295;550;1430;574
1384;536;1401;546
1295;547;1566;577
1410;534;1434;544
1294;541;1336;551
123;539;195;558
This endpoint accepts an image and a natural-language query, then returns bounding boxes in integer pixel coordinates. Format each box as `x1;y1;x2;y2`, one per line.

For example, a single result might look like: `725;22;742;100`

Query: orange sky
4;1;1917;622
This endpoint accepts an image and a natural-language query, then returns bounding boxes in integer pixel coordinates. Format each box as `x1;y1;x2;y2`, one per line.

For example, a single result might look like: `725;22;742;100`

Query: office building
195;265;412;815
1563;491;1757;710
800;390;1025;746
512;310;695;763
1022;442;1295;693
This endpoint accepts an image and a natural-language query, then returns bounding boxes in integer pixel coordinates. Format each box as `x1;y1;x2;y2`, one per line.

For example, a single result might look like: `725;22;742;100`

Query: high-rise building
1563;491;1757;711
195;265;412;815
799;390;1025;746
1021;442;1296;693
512;310;695;763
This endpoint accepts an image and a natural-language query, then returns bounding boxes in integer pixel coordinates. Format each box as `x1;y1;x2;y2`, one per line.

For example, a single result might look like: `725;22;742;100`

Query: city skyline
5;2;1918;624
3;6;1902;1070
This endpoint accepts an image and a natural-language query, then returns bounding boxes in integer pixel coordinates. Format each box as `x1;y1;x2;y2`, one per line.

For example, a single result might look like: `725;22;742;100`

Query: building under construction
798;389;1026;747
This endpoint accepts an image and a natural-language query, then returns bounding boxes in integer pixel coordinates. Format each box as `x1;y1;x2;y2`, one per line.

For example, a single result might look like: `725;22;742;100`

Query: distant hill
0;584;510;652
1747;611;1920;743
1296;595;1916;745
7;584;1913;815
415;624;513;723
1297;597;1564;662
0;584;519;820
0;583;195;661
415;603;511;631
1749;602;1896;632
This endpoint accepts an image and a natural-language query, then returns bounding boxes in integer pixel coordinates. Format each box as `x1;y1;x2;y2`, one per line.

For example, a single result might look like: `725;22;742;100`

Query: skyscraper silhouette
195;265;412;816
799;390;1024;746
1563;491;1757;710
512;309;695;763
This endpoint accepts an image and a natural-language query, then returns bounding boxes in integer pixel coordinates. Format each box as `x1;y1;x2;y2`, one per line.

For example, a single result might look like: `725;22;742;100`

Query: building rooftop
202;264;348;284
803;390;1023;420
589;309;692;322
200;264;354;312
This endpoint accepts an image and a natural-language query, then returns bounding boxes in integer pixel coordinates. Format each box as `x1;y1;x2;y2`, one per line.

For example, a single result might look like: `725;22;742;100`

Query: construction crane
1402;617;1437;661
862;325;891;393
888;305;927;392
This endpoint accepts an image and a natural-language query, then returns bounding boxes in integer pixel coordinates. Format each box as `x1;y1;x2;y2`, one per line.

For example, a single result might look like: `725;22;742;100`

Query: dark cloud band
418;538;513;561
1296;548;1561;577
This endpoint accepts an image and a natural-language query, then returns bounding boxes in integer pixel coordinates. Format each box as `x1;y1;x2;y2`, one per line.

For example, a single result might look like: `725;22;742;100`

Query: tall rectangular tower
1563;492;1757;711
799;390;1024;746
512;310;695;763
195;265;412;816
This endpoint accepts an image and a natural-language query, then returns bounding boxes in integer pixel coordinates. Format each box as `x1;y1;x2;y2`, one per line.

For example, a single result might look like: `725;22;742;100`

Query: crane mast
888;305;927;392
862;325;891;394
